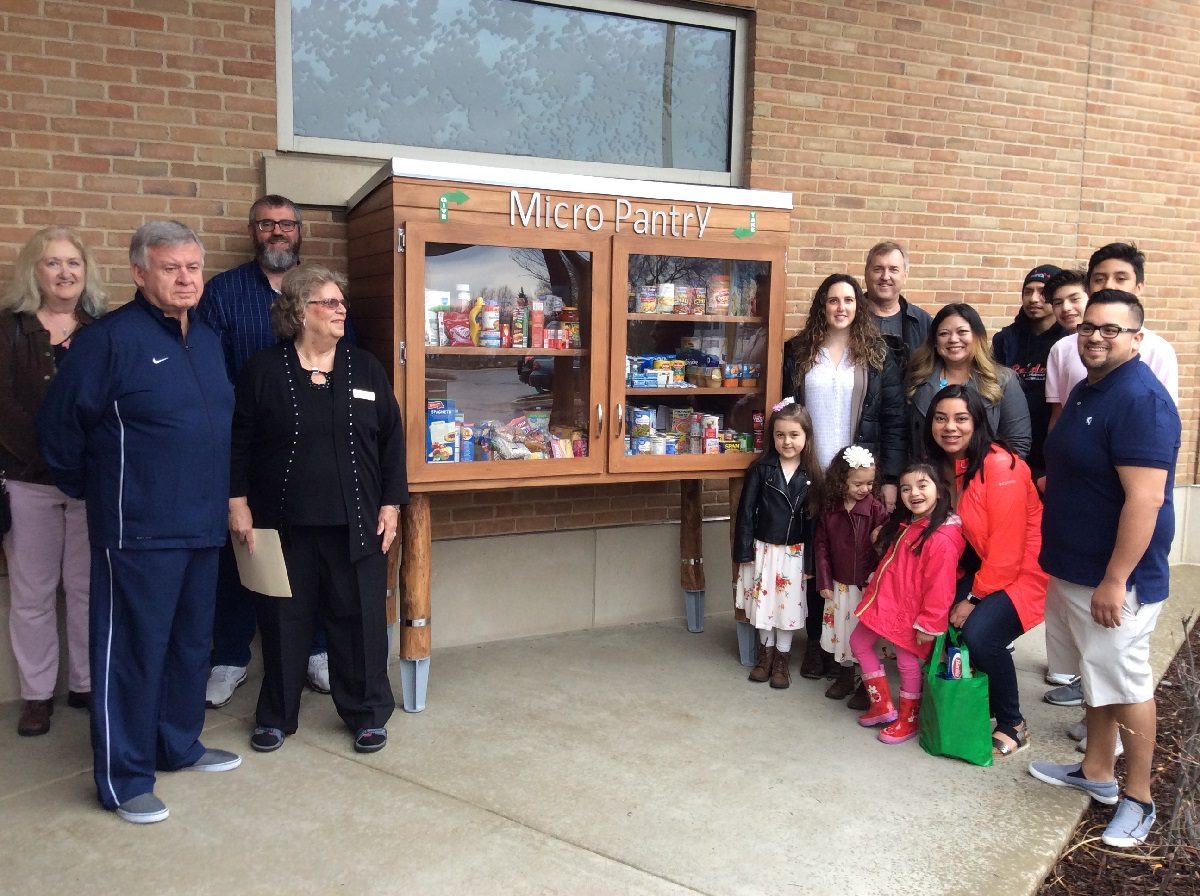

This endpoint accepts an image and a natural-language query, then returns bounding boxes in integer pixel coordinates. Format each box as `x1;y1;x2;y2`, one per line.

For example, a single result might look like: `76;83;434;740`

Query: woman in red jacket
923;384;1048;758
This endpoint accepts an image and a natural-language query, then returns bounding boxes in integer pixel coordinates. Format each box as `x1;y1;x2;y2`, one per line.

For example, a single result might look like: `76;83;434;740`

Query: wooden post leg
680;479;705;633
729;475;756;667
398;494;432;712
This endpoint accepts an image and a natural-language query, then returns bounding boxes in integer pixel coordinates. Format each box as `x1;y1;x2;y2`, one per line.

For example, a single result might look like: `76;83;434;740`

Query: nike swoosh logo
152;357;168;364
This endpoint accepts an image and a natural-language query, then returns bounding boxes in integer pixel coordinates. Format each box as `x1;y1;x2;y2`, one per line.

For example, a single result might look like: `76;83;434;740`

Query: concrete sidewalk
3;566;1197;896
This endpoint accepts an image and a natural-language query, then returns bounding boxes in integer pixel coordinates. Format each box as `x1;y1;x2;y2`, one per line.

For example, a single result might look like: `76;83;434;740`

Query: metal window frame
276;0;747;186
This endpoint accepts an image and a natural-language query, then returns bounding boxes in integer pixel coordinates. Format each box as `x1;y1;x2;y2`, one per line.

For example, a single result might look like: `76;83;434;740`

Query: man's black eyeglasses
254;219;299;233
1077;322;1140;339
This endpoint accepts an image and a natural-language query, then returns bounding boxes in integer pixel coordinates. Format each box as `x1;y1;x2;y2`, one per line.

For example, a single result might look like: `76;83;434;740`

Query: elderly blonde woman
0;226;107;736
228;263;408;755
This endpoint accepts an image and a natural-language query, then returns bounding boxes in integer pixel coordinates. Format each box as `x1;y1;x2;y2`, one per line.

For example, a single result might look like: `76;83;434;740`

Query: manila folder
231;528;292;597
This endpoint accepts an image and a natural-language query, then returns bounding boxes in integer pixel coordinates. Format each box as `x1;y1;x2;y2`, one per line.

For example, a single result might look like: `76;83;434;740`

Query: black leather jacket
734;456;815;563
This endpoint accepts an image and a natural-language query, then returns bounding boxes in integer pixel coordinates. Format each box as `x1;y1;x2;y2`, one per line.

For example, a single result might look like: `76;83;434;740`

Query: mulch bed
1038;615;1200;895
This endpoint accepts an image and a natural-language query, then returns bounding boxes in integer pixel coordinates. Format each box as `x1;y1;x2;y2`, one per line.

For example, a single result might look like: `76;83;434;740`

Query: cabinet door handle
616;403;624;436
596;403;603;436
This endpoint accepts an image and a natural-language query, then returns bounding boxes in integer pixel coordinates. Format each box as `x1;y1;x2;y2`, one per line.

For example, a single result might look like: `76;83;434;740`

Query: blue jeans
954;579;1025;729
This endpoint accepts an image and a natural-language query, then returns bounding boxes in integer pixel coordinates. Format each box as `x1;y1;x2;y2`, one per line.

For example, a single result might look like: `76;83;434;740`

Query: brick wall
1;0;1197;543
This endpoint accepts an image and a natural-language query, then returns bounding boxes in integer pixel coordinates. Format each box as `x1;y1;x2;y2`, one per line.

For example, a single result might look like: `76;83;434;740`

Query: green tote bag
918;627;993;767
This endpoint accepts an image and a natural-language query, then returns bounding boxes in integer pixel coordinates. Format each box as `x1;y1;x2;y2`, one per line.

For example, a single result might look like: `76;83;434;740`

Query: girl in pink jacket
850;463;965;744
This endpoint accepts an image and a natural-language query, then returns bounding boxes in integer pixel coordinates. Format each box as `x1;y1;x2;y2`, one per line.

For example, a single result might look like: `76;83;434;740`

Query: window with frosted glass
288;0;737;174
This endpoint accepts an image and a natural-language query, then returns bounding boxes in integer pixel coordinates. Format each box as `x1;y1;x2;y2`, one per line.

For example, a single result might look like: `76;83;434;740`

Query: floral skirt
820;580;861;665
734;540;806;632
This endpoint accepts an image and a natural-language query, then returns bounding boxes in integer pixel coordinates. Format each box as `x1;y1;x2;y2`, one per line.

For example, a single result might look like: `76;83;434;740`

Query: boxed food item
426;399;458;463
530;299;545;350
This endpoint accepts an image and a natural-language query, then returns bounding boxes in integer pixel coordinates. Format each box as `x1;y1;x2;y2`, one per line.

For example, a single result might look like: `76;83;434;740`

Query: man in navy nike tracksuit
37;221;241;824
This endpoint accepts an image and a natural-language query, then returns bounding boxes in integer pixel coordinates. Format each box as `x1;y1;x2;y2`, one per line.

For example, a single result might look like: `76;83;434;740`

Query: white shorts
1044;576;1163;706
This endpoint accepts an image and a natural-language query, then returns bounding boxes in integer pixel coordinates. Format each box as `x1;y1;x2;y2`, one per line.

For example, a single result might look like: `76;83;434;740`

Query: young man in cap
992;264;1063;479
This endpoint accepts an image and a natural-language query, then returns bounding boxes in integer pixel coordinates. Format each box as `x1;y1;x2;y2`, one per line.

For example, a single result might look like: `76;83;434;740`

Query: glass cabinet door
607;237;784;473
405;224;609;484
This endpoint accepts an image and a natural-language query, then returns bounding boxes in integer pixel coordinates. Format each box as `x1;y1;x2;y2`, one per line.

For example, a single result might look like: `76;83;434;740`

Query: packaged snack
443;312;472;347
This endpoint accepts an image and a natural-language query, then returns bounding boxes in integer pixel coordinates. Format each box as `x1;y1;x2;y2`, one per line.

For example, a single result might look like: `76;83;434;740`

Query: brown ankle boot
17;699;53;737
748;642;775;683
800;639;825;679
847;679;869;711
824;664;856;700
769;650;791;689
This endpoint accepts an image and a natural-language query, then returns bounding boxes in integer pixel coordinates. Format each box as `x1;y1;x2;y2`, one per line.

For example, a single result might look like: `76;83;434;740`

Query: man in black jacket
863;241;932;371
991;264;1063;478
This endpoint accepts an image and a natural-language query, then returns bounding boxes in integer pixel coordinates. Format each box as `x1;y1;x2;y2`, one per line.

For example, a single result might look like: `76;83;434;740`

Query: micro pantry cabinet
346;159;792;711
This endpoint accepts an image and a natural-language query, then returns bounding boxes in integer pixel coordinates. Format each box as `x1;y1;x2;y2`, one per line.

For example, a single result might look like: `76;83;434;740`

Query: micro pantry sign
437;187;759;240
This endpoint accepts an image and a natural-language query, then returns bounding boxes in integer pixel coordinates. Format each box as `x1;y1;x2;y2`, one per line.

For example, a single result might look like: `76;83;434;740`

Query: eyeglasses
306;298;347;309
254;219;299;233
1077;322;1139;338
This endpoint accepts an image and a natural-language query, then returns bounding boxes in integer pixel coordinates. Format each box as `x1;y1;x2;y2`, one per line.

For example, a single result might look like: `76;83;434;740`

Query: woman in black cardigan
229;263;408;755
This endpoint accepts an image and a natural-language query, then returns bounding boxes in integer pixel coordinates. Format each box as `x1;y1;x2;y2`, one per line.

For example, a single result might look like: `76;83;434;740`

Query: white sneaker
1046;671;1077;686
1077;732;1125;757
205;665;247;708
307;652;331;694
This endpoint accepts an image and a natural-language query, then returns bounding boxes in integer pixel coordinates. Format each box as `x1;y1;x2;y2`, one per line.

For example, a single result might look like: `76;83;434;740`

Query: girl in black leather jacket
733;399;823;689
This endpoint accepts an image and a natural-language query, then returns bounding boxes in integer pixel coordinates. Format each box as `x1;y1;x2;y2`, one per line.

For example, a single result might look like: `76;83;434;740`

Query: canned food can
946;647;963;680
706;275;731;314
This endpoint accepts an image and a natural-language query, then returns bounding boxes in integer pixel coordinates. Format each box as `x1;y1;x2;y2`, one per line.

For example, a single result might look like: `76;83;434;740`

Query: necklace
38;308;77;344
295;344;335;390
302;367;332;389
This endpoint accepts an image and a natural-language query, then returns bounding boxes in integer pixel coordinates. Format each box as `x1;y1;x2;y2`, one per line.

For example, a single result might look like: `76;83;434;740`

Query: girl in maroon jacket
849;463;965;744
814;445;890;703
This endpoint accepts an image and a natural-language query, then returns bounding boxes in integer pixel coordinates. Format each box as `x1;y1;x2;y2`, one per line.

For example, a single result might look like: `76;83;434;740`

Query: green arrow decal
733;212;758;239
438;190;469;222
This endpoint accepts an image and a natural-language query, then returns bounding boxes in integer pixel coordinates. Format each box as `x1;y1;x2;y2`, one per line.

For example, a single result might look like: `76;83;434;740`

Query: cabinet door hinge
398;340;406;367
396;227;405;254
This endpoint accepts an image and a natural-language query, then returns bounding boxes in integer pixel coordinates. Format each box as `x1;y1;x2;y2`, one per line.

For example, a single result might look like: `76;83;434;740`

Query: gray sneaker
182;748;242;772
116;792;169;824
1044;677;1084;706
1102;797;1155;847
1066;716;1088;741
1028;760;1119;805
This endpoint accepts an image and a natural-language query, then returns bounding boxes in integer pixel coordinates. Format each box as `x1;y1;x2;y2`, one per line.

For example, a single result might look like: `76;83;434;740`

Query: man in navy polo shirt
1029;289;1180;848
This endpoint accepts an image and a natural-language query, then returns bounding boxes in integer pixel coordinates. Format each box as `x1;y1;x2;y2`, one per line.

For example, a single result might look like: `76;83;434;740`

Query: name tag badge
352;389;376;401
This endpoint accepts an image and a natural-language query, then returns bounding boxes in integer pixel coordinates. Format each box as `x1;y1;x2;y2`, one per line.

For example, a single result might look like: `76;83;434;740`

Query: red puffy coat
955;446;1047;632
854;516;965;660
